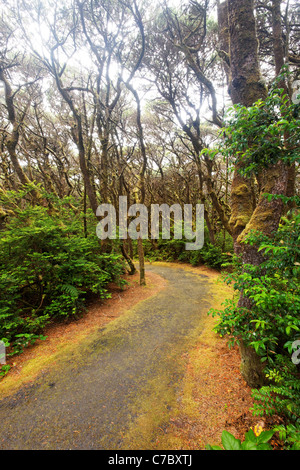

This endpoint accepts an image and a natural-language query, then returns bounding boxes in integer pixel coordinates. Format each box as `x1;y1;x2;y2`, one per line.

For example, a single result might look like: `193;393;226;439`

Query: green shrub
206;78;300;450
209;201;300;449
0;189;125;355
200;243;232;270
143;236;232;270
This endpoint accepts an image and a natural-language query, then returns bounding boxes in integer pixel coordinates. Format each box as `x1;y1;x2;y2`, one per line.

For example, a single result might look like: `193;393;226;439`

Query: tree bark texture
227;0;267;246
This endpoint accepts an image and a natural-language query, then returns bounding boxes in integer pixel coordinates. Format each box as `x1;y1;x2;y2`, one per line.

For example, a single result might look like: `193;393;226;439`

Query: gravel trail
0;264;212;450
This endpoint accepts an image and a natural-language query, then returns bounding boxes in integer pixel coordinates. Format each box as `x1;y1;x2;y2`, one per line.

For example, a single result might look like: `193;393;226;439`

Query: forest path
0;263;217;450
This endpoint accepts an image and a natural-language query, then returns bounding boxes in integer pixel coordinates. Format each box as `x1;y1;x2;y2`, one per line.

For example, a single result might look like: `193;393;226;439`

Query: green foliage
206;428;274;450
210;204;300;449
206;72;300;450
201;243;232;269
220;77;300;175
0;188;125;356
142;228;233;270
273;423;300;450
0;364;11;378
214;205;300;346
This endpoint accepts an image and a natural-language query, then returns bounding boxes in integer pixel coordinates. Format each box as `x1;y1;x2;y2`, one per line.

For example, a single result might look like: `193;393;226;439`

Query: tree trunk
238;340;266;388
121;239;136;276
227;0;267;108
204;208;216;245
217;0;231;84
0;68;40;202
77;130;98;215
126;82;147;286
99;132;109;204
271;0;296;212
225;0;277;388
227;0;267;247
235;0;292;386
137;236;146;286
0;69;30;187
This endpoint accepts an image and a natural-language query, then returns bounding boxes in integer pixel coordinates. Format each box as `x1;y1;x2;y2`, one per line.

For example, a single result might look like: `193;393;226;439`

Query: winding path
0;264;214;450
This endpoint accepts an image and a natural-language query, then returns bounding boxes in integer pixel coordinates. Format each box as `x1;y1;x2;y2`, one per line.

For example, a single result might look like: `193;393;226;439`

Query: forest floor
0;262;275;450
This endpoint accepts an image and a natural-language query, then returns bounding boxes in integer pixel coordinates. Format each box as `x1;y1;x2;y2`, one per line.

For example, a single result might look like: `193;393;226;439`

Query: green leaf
241;440;258;450
244;428;257;443
257;430;274;444
221;430;242;450
205;444;222;450
257;443;273;450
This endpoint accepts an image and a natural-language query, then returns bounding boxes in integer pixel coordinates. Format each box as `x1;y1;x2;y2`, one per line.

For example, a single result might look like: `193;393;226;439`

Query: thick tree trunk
238;162;289;247
218;0;256;248
238;340;266;388
224;0;286;388
271;0;296;212
227;0;267;108
227;0;267;247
